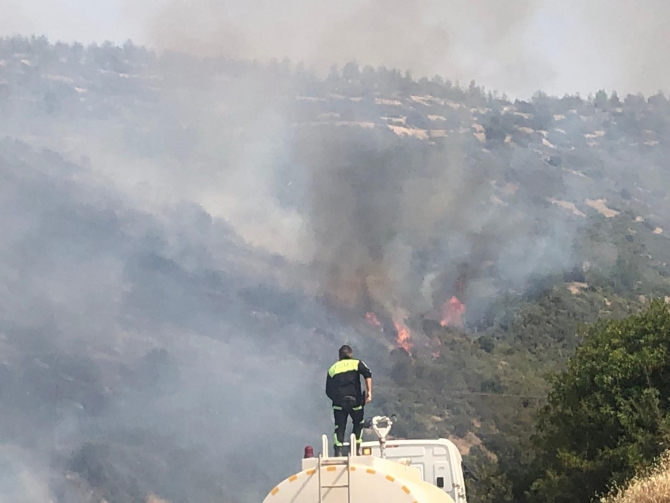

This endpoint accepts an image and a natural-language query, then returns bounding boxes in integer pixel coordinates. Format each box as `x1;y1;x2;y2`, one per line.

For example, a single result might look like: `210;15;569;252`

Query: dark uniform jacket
325;357;372;408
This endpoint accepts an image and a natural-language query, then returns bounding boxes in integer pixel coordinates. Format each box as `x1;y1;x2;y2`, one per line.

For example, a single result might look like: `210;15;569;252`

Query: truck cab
336;417;467;503
358;438;467;503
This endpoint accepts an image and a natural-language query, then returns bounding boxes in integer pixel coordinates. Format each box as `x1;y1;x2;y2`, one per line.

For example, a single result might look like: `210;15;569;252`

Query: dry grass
601;451;670;503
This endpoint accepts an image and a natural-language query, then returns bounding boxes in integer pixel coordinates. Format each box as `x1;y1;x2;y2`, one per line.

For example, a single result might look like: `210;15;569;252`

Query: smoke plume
143;0;670;98
290;125;579;334
146;0;551;98
0;136;377;501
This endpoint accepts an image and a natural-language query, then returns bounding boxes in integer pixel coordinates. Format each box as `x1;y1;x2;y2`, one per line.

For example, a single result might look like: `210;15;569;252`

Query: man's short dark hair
339;345;353;359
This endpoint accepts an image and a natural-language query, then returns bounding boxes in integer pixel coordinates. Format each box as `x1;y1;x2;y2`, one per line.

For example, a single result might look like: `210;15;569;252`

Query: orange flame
440;296;466;328
392;316;412;353
365;312;382;329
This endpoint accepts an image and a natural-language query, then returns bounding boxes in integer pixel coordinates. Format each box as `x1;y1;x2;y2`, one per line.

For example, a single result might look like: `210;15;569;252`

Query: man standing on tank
325;345;373;456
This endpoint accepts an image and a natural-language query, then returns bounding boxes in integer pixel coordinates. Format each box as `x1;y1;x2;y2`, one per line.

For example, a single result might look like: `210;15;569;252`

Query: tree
327;63;340;82
342;60;360;81
528;299;670;502
594;90;609;110
484;115;508;143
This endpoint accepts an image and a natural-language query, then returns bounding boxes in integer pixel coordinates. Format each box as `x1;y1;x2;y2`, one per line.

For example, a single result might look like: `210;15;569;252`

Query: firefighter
325;344;372;456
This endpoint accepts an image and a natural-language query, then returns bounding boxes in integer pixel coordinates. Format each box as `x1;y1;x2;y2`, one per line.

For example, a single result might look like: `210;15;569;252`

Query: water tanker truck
262;416;467;503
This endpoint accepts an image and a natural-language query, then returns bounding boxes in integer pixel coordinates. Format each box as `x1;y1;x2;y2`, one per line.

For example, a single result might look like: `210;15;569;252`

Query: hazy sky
2;0;668;99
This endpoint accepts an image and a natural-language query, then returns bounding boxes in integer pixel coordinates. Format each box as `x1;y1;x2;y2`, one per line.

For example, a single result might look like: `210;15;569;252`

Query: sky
1;0;669;100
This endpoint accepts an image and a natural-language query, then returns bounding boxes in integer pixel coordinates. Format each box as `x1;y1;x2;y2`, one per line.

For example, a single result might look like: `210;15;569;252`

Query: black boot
334;446;343;457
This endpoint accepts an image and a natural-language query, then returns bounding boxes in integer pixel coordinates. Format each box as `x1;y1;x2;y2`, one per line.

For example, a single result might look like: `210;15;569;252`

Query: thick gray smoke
2;0;670;96
145;0;551;97
142;0;670;98
290;125;579;330
0;136;380;502
0;49;397;500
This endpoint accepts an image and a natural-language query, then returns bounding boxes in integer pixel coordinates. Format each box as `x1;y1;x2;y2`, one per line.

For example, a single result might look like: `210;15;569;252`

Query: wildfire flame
365;310;413;352
440;296;466;328
365;312;382;329
392;316;412;353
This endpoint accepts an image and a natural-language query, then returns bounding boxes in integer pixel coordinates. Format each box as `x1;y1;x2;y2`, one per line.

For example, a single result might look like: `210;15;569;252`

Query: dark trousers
333;404;364;451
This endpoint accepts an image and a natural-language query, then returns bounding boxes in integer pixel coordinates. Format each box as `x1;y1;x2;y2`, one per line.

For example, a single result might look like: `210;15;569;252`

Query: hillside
2;36;670;502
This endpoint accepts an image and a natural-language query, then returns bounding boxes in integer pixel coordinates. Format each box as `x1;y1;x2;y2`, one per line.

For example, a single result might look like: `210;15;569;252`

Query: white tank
263;452;455;503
